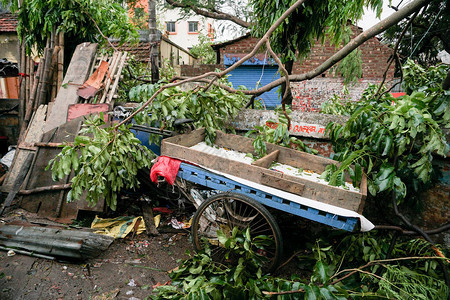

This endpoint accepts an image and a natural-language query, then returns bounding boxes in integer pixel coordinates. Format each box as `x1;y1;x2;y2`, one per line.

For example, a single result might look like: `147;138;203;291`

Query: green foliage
129;79;249;145
189;33;216;64
379;265;449;300
334;49;362;85
160;58;178;81
324;60;449;204
153;226;448;299
153;228;347;299
3;0;138;54
320;93;356;116
46;114;154;210
382;1;450;68
246;106;318;157
251;0;382;63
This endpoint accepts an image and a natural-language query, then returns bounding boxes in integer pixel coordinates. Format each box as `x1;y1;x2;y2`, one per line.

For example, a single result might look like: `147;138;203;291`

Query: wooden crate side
161;128;205;149
215;130;257;154
252;150;279;168
260;172;305;196
162;141;363;212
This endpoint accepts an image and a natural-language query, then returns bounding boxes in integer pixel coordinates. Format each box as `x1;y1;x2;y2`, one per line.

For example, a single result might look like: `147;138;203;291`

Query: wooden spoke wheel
191;192;283;273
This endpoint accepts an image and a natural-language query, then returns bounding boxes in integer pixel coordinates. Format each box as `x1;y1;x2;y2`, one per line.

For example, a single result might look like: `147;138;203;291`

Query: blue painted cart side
177;163;359;232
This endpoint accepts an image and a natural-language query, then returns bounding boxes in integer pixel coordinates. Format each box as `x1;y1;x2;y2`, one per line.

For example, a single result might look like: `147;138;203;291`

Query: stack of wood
77;51;128;106
1;41;129;222
19;31;64;143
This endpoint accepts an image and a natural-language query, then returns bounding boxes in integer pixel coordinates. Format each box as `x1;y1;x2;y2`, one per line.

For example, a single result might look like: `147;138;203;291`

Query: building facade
207;25;395;110
128;1;214;51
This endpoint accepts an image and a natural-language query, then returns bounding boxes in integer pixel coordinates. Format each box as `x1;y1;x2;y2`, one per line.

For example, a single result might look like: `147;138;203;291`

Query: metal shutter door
227;66;281;108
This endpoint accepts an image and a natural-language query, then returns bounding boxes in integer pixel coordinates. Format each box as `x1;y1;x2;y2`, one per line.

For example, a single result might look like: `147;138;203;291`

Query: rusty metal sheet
67;103;109;122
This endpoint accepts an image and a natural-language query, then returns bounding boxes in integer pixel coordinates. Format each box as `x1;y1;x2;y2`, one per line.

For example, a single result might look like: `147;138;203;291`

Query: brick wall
180;64;223;76
212;25;395;111
216;26;394;80
291;78;381;112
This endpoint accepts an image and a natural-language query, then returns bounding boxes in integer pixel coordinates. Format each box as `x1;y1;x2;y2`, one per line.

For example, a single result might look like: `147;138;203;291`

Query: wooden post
38;42;54;106
18;61;43;144
141;202;160;236
57;32;64;95
19;42;26;129
27;57;33;102
49;46;61;102
32;53;45;112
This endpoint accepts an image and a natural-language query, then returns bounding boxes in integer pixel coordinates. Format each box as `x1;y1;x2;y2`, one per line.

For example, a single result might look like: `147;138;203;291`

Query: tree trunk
281;59;294;105
148;0;160;83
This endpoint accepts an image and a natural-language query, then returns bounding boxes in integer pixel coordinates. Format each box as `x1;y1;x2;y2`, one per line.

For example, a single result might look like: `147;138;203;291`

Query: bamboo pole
38;39;54;106
18;60;43;143
18;183;72;195
32;50;45;112
57;32;64;95
19;42;26;129
49;46;61;102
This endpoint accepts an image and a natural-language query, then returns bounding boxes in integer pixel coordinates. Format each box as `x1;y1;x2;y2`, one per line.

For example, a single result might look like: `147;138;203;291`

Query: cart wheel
191;192;283;273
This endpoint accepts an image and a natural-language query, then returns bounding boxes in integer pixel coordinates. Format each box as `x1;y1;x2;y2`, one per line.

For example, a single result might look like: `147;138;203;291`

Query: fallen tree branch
118;0;429;128
116;0;308;128
374;223;450;236
264;256;445;296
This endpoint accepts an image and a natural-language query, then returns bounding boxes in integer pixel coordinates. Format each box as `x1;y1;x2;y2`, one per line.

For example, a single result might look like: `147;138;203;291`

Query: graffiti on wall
266;121;326;138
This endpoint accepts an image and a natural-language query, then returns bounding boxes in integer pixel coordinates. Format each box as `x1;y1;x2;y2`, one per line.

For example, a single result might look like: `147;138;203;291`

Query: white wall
158;7;214;50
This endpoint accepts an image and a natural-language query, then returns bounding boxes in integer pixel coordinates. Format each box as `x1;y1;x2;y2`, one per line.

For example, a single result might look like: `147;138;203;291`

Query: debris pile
1;43;128;222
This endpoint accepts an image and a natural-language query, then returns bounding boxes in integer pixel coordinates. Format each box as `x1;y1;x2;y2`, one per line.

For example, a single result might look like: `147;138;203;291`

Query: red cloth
150;156;182;185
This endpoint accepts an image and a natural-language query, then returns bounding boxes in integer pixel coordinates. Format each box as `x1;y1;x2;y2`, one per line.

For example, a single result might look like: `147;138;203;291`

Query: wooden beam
44;42;98;132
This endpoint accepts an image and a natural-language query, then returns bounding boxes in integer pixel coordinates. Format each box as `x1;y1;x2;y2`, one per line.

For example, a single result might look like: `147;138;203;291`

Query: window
166;22;176;33
188;21;199;33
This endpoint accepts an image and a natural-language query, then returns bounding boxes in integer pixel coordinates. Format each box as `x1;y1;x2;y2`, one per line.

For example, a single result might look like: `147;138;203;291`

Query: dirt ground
0;204;326;300
0;216;193;300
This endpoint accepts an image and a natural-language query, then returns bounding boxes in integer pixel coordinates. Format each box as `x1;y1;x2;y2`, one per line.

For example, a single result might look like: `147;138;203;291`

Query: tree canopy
382;0;449;67
2;0;138;54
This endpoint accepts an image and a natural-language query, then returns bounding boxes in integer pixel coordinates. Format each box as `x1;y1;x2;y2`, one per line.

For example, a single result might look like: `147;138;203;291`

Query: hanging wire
409;4;444;58
256;49;269;89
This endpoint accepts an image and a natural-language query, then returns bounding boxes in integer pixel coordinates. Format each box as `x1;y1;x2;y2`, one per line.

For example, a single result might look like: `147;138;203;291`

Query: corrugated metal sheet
0;225;114;259
227;66;281;108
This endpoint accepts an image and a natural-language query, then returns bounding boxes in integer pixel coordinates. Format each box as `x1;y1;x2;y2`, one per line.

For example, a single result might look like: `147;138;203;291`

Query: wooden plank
260;172;305;196
100;52;120;104
141;202;159;236
1;105;47;193
160;127;205;149
44;42;98;132
0;153;34;215
252;150;279;168
20;117;104;221
108;52;128;104
162;129;365;212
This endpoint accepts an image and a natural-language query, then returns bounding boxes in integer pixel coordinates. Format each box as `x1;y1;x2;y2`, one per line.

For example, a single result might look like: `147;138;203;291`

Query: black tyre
191;192;283;273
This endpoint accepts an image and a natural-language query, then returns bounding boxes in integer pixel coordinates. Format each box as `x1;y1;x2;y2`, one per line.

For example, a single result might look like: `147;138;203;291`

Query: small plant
246;105;318;157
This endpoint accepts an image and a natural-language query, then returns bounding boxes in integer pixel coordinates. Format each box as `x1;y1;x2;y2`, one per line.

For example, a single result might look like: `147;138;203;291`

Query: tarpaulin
91;215;160;238
150;156;181;185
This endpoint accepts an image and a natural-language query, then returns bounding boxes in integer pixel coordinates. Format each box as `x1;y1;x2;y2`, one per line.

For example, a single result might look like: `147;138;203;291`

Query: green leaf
377;164;394;181
314;261;329;284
